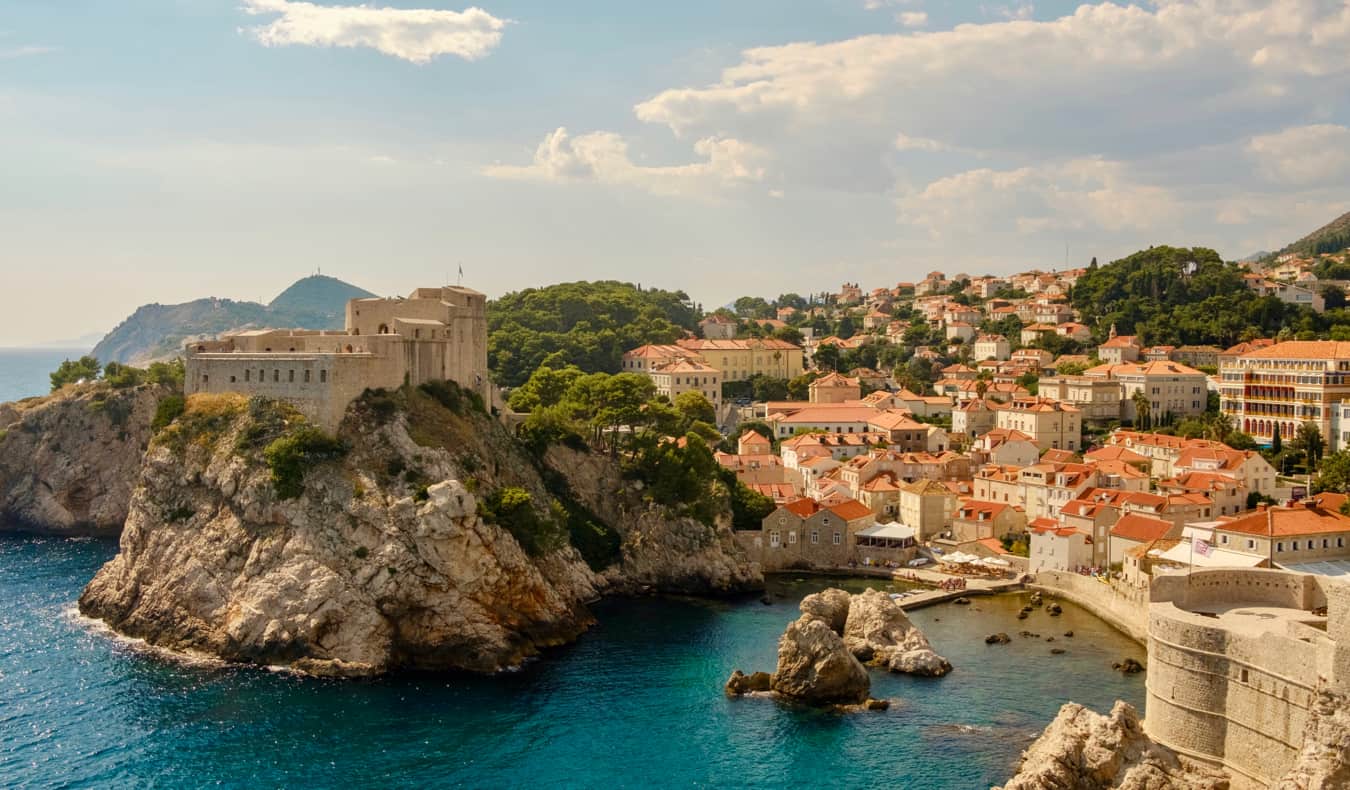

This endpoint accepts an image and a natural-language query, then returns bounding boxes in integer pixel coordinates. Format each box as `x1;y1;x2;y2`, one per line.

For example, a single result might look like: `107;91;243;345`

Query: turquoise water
0;534;1147;789
0;349;90;403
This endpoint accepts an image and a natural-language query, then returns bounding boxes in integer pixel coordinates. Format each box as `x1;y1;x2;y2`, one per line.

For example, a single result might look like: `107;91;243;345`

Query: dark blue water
0;534;1147;789
0;349;90;403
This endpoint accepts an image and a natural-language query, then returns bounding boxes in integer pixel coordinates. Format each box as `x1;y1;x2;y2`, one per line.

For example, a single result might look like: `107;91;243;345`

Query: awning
856;522;918;541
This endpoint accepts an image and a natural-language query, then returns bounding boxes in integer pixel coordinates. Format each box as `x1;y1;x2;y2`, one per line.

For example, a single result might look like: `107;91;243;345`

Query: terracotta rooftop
1110;513;1175;542
1216;503;1350;537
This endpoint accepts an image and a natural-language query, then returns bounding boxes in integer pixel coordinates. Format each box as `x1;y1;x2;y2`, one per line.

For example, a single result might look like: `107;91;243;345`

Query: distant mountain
268;275;374;320
1269;211;1350;260
92;275;375;365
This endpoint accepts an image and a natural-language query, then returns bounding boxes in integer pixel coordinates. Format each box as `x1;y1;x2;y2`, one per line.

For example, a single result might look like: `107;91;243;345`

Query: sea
0;348;91;403
0;536;1147;789
0;351;1146;788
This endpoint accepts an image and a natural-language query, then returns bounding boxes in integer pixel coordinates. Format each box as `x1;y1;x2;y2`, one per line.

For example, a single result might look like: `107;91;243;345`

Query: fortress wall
1144;568;1340;787
1031;570;1149;642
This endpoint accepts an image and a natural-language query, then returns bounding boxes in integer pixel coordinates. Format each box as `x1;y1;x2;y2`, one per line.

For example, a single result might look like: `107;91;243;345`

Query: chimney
1257;503;1267;512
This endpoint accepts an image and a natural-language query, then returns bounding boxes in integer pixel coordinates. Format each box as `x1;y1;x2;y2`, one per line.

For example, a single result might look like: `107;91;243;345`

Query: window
1247;539;1256;550
273;370;279;383
833;531;842;545
788;531;797;544
304;370;311;383
320;370;328;383
229;375;236;383
244;369;251;382
1277;542;1284;553
201;374;209;384
1308;540;1316;550
288;370;295;383
810;531;819;544
770;531;781;548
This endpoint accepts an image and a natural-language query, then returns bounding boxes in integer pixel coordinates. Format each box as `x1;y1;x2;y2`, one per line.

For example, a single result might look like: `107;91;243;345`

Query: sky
2;0;1349;346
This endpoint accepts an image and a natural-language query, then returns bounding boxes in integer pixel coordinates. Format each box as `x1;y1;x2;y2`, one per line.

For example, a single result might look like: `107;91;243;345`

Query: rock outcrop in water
79;386;761;676
0;383;170;534
727;587;949;707
1000;701;1228;790
843;588;952;677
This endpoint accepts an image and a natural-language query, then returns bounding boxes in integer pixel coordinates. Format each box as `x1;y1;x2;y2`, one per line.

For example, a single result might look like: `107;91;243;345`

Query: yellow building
674;338;804;382
1219;340;1350;447
648;359;722;409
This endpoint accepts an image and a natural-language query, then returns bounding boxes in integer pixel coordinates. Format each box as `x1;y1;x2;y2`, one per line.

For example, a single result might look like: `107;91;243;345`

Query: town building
675;338;804;382
1097;327;1141;364
185;285;490;432
972;334;1011;362
1037;375;1123;424
698;314;738;340
1219;339;1350;448
1085;360;1209;423
648;359;723;409
738;497;875;571
809;372;861;403
994;397;1083;451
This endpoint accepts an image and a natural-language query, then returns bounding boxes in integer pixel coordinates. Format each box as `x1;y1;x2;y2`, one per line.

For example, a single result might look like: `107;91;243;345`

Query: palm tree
1132;390;1152;431
1205;412;1233;444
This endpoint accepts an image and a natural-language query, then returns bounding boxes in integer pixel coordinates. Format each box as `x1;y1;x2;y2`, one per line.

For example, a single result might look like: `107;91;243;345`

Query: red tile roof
1110;514;1175;542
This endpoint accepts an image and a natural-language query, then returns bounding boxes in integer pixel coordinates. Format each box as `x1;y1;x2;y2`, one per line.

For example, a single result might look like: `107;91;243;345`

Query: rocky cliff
0;383;170;534
79;384;760;676
1274;687;1350;790
999;701;1228;790
543;445;761;595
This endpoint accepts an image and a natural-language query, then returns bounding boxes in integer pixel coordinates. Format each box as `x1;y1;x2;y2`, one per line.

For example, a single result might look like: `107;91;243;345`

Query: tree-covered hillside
1069;246;1304;346
1273;211;1350;259
487;281;698;386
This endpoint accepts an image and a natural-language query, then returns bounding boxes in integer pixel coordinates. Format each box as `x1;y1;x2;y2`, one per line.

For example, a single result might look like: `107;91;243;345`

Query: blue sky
2;0;1349;345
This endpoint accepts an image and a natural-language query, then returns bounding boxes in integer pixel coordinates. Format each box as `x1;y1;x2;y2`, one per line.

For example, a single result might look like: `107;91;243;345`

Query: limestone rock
0;383;170;534
1000;701;1229;790
987;633;1011;644
842;588;951;677
544;446;762;596
799;588;852;633
1114;658;1145;674
1274;687;1350;790
724;669;773;696
770;615;870;705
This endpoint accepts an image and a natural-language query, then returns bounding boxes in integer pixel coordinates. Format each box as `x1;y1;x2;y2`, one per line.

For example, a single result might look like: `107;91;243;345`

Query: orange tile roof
1110;514;1175;542
827;499;874;521
1237;340;1350;360
1216;503;1350;537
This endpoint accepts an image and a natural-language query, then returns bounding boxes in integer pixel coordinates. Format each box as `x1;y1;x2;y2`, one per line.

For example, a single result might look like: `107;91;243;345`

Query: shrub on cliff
478;486;566;557
151;395;185;432
263;428;347;500
50;356;102;391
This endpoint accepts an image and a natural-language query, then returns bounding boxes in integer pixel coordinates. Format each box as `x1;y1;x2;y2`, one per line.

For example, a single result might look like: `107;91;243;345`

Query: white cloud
894;132;946;152
482;127;768;197
1246;124;1350;186
898;159;1178;238
635;1;1350;152
0;45;56;59
239;0;507;64
897;11;928;28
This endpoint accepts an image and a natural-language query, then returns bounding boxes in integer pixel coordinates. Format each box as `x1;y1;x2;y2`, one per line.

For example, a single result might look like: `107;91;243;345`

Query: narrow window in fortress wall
320;370;327;383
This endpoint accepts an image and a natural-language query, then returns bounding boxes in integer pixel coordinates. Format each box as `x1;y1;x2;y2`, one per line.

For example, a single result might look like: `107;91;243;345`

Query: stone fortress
1145;566;1350;788
185;286;490;431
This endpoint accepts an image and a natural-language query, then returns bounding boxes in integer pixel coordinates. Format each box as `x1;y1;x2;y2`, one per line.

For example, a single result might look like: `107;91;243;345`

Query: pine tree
1272;423;1283;454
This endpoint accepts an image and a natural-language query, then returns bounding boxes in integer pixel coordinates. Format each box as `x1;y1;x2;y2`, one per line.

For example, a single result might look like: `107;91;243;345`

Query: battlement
1144;568;1349;788
184;285;489;431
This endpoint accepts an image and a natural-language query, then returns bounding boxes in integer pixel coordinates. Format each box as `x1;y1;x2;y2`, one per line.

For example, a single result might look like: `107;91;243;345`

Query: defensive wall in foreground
1144;569;1350;788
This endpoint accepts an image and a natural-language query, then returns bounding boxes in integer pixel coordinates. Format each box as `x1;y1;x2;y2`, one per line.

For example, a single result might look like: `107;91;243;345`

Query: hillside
92;275;374;365
1273;210;1350;259
487;280;698;387
269;274;375;320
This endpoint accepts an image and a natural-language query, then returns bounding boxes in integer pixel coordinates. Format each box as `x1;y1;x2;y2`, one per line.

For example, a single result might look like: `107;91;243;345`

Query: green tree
673;391;716;427
813;344;841;372
50;356;102;391
1293;421;1325;470
1315;450;1350;494
836;316;857;340
1132;390;1152;430
1226;430;1257;451
508;365;585;412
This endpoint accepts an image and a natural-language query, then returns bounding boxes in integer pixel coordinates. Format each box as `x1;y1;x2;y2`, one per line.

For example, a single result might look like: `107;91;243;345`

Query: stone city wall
1031;570;1149;643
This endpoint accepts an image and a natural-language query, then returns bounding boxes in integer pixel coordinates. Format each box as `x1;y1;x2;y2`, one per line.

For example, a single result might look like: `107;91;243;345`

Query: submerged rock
842;588;951;677
724;670;773;696
1113;658;1145;674
986;633;1011;644
1000;701;1228;790
770;615;870;705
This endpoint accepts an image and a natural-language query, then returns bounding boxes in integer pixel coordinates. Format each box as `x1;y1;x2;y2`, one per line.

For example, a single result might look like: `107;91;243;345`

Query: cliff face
0;384;169;534
544;445;762;596
1000;701;1228;790
79;386;760;676
1274;687;1350;790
